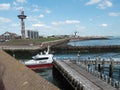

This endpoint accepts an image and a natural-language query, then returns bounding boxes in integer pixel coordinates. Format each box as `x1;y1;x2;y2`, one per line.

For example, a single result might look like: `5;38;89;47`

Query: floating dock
53;60;117;90
0;50;59;90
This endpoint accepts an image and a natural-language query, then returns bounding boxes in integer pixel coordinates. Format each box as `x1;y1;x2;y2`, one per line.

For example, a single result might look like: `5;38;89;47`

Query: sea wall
52;45;120;53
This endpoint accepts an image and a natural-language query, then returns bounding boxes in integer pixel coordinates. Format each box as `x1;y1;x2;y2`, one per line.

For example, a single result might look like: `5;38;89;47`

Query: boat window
34;57;49;60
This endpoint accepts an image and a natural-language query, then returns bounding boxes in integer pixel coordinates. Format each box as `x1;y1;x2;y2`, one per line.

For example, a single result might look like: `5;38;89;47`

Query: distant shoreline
70;36;109;42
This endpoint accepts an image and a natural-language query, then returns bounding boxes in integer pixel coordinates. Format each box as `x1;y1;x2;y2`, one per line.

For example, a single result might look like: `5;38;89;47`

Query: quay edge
0;49;59;90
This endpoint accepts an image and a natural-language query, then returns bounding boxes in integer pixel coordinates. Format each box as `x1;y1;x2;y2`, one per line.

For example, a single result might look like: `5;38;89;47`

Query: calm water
68;37;120;46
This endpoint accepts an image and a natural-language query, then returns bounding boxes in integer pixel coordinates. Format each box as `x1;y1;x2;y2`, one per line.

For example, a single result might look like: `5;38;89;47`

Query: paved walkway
0;50;59;90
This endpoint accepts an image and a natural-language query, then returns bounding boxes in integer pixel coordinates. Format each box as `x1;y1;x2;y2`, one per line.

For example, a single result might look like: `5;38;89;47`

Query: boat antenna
46;45;50;54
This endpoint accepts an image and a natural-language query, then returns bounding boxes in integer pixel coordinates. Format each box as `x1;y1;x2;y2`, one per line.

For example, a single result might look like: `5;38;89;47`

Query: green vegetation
2;37;64;45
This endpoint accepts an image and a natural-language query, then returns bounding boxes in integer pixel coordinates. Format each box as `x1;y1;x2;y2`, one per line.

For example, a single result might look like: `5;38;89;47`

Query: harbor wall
52;45;120;53
0;49;59;90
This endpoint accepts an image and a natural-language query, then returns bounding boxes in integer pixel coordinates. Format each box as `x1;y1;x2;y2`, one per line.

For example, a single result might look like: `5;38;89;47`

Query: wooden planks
53;60;117;90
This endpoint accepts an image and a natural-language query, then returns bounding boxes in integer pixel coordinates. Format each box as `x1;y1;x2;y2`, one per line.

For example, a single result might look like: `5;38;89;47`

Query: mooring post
87;57;90;71
95;58;98;70
77;51;80;61
105;75;108;83
109;58;114;78
98;64;101;72
101;59;105;74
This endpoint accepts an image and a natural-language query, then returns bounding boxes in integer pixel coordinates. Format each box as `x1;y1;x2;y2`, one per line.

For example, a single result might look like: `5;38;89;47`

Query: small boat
24;46;53;69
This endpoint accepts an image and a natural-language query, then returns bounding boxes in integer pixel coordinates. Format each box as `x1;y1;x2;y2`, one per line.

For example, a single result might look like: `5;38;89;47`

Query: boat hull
26;63;53;70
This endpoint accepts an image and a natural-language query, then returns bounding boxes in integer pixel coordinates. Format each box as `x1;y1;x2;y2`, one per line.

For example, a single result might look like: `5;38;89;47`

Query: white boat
24;46;53;69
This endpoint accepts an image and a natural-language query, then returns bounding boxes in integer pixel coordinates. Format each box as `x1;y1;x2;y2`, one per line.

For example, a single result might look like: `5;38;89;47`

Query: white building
26;30;39;39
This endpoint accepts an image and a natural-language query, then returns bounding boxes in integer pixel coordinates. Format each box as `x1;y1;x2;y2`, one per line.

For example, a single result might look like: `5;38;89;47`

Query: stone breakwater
52;45;120;53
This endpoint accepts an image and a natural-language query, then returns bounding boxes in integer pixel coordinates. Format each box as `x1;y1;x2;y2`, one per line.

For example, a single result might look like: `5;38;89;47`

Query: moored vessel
24;46;53;69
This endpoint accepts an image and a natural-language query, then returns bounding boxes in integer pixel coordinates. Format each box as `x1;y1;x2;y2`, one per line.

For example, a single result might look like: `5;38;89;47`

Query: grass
2;37;64;46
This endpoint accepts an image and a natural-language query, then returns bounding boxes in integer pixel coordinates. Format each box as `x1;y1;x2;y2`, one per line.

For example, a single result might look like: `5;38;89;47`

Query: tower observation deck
18;10;27;39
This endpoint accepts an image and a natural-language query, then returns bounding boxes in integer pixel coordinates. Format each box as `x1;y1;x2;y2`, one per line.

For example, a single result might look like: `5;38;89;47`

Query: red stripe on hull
26;63;53;70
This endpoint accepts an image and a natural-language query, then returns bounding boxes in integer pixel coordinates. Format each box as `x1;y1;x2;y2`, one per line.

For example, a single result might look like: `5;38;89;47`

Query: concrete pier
0;39;69;51
53;60;117;90
0;50;59;90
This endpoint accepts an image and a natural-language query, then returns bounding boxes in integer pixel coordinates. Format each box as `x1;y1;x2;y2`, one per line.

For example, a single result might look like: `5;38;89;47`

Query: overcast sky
0;0;120;36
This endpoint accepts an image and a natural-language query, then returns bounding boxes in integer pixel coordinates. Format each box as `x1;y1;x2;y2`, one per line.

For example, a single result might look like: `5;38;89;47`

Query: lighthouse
18;10;27;39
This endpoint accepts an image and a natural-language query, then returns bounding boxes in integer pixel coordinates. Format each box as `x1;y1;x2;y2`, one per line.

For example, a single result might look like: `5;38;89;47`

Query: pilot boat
24;46;53;69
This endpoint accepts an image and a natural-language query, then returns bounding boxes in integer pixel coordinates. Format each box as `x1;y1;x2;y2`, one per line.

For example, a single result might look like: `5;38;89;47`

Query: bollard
109;58;114;78
82;85;85;90
105;75;108;83
109;78;112;85
95;58;98;70
97;72;100;78
98;64;101;72
101;74;104;80
101;59;105;74
117;81;120;89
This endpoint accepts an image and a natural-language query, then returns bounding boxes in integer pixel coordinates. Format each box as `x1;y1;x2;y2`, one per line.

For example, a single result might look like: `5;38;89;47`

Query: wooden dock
53;60;117;90
0;50;59;90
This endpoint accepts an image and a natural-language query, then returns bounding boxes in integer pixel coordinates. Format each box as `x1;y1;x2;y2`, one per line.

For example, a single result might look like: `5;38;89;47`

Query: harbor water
68;36;120;46
18;37;120;89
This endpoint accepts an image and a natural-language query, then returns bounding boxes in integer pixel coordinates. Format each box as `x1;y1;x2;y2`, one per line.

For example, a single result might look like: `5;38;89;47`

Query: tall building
18;10;27;39
26;30;39;39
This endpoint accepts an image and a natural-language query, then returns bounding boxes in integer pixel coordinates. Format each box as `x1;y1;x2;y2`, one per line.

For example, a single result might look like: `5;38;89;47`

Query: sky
0;0;120;36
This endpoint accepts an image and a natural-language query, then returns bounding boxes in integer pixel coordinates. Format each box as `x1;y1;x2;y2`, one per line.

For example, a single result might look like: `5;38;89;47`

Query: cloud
39;14;44;18
0;3;10;10
32;23;51;29
11;23;19;27
16;0;27;3
32;23;45;27
13;6;24;10
98;0;112;9
32;5;40;12
52;20;80;26
0;17;11;23
75;25;86;30
27;14;45;23
109;12;120;17
85;0;113;9
32;8;39;12
85;0;101;5
45;9;51;14
99;23;108;27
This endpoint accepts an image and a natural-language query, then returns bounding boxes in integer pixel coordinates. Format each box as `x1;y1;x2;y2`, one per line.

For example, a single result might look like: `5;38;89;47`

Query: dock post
77;51;80;61
105;75;108;83
109;58;114;78
95;58;98;70
98;64;101;72
109;78;112;85
101;59;105;74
